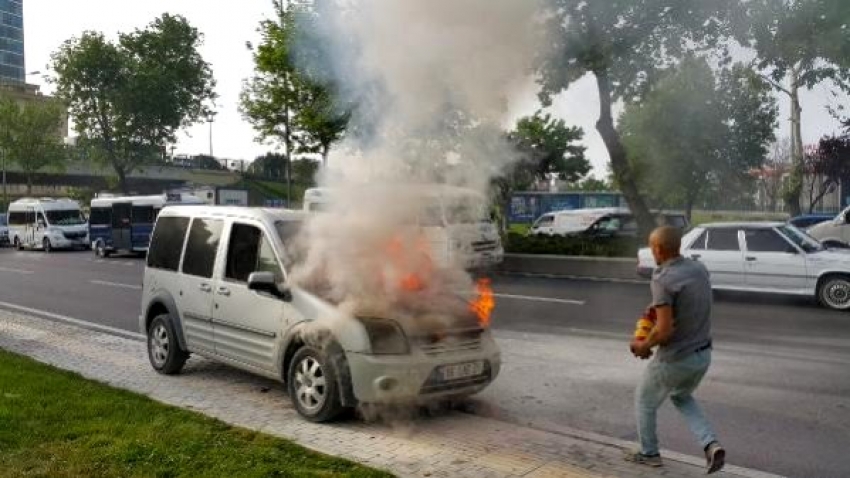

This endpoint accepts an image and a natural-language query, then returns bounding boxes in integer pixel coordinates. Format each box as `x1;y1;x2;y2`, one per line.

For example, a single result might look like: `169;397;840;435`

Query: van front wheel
43;238;52;253
288;346;344;422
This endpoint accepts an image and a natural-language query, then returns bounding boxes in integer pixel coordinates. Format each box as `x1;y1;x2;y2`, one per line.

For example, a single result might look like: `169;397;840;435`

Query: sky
22;0;849;177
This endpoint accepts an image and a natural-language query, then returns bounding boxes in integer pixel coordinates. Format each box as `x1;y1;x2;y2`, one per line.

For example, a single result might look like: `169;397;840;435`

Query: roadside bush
505;232;638;258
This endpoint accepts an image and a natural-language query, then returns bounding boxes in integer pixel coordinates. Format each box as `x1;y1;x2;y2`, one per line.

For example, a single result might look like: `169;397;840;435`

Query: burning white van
303;185;504;270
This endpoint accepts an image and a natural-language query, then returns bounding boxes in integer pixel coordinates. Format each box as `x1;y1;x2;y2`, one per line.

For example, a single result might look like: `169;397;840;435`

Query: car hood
807;248;850;265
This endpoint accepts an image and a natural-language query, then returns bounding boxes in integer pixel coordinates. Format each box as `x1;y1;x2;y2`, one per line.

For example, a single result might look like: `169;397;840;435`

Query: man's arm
642;305;674;349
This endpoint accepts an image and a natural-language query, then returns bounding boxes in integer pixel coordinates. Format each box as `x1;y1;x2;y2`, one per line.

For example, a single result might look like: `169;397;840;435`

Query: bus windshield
444;198;490;225
46;209;86;226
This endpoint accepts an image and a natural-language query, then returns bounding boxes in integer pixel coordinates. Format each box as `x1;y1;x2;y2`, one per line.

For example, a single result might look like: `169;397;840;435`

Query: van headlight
358;317;409;355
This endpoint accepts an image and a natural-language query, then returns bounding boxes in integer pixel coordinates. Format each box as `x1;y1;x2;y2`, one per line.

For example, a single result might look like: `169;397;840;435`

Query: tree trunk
785;68;804;216
321;143;330;169
593;71;654;237
26;173;32;195
115;165;129;195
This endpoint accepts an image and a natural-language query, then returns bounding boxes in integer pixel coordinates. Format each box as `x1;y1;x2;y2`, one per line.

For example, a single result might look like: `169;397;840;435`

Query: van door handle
690;254;701;260
217;286;230;297
745;256;757;262
199;284;212;293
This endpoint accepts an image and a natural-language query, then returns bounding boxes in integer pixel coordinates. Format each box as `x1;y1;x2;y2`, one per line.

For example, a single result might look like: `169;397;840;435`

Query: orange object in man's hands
633;307;657;341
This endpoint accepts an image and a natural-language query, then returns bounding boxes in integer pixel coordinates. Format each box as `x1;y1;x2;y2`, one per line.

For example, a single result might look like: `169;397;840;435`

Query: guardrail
497;253;643;281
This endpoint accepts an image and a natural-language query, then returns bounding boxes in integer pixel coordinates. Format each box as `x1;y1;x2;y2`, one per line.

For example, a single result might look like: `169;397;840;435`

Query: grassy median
0;349;392;478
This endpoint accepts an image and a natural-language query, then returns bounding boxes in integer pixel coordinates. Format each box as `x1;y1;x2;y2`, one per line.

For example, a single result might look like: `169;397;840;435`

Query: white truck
303;185;504;270
7;198;89;251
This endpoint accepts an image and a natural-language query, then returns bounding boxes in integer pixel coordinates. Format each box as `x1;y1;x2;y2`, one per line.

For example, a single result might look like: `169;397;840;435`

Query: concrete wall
496;253;642;281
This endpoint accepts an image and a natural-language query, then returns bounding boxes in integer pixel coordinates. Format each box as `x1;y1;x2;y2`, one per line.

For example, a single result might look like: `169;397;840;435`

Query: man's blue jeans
636;349;716;455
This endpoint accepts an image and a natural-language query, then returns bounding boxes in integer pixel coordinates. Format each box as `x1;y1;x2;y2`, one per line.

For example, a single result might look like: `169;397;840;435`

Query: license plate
439;361;484;381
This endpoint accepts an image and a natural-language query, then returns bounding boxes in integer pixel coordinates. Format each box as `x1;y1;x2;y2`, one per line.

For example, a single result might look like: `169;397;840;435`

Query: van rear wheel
95;241;110;258
287;346;344;422
14;237;22;250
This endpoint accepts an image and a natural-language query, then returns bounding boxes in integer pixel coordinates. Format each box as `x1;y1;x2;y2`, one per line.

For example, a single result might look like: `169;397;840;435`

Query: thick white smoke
290;0;541;321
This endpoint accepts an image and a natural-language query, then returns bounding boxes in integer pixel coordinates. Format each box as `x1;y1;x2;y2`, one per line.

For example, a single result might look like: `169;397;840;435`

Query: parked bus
8;198;89;252
89;193;205;257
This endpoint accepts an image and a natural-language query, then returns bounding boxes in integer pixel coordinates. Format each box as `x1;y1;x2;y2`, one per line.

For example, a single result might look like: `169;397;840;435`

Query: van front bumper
49;234;89;249
345;342;501;403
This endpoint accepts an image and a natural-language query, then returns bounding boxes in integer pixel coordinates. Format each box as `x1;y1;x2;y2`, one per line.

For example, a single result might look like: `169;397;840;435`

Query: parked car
637;222;850;310
807;207;850;248
141;206;501;422
530;208;688;238
788;214;833;230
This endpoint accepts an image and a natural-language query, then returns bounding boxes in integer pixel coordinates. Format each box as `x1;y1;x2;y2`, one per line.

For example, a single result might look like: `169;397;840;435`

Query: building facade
0;0;24;84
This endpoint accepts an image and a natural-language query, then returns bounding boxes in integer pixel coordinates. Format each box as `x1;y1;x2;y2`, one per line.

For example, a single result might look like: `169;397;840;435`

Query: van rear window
147;216;190;271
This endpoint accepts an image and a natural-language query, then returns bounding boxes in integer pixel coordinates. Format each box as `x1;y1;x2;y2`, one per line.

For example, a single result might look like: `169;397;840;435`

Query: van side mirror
247;272;292;302
844;212;850;224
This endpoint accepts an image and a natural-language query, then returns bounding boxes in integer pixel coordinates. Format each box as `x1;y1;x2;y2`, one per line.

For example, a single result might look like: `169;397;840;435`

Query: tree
241;0;349;201
737;0;850;215
291;158;320;186
709;63;779;208
620;57;727;220
573;177;612;192
250;152;288;179
537;0;732;235
507;111;589;190
804;135;850;213
759;139;793;212
51;14;216;194
0;96;66;194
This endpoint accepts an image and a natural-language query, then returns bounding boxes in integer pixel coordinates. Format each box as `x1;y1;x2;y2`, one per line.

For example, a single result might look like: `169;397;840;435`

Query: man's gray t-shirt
650;257;713;362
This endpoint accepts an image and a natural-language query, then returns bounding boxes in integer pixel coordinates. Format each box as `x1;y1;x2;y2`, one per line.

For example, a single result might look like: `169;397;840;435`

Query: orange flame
469;278;495;327
385;235;433;292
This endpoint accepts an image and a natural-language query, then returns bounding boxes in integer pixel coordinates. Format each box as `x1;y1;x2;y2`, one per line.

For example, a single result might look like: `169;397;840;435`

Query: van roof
159;205;307;222
91;194;206;208
544;207;630;216
9;198;81;210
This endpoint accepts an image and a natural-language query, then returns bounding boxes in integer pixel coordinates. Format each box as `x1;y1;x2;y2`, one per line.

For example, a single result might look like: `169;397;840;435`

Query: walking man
626;226;725;473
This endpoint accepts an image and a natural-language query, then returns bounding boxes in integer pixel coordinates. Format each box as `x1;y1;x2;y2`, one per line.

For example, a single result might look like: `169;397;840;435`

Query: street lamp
206;111;217;157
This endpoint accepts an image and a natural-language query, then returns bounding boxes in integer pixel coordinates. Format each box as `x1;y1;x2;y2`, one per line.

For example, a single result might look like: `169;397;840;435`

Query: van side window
37;212;47;225
8;211;25;225
89;207;111;226
225;224;283;283
147;216;190;271
181;219;223;278
534;215;554;226
689;230;708;250
132;206;156;224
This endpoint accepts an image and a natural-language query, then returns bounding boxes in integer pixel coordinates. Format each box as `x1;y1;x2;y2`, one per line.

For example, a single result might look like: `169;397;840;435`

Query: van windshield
46;209;86;226
444;198;489;225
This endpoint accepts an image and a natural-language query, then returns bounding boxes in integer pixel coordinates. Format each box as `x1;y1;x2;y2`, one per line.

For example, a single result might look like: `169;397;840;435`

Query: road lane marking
0;266;34;274
90;280;143;291
493;293;585;306
0;300;144;341
499;271;649;285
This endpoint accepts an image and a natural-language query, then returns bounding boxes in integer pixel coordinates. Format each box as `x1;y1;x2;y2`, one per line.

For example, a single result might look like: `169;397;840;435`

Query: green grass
0;349;392;478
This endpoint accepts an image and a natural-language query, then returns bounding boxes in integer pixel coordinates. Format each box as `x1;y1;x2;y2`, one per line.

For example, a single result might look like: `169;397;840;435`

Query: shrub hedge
504;232;639;258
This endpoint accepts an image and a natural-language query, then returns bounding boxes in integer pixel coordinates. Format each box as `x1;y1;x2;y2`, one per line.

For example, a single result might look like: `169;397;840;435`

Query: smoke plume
290;0;541;321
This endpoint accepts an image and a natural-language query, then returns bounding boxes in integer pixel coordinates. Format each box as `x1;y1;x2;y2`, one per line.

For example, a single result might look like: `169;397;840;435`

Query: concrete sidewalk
0;310;782;478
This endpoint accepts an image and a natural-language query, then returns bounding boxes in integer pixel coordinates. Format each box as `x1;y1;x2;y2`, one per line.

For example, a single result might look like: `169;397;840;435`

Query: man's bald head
649;226;682;265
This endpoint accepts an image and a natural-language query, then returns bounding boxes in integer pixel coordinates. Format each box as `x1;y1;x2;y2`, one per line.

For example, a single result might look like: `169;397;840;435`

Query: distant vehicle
141;206;500;422
0;213;9;246
637;222;850;310
529;208;689;238
7;198;88;252
807;207;850;248
788;214;833;230
89;193;205;257
303;185;504;270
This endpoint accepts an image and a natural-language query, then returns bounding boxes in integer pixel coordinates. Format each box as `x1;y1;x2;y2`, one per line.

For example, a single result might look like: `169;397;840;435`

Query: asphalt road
0;248;848;478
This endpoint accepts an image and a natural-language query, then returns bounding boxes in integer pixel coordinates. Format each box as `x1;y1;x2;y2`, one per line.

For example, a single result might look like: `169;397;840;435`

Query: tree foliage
805;135;850;212
51;14;216;193
620;57;777;219
241;0;349;201
735;0;850;215
537;0;733;234
0;95;67;194
249;152;288;179
507;111;589;189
